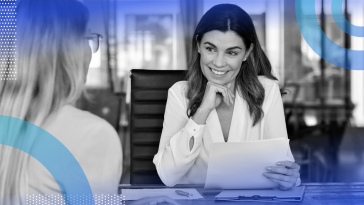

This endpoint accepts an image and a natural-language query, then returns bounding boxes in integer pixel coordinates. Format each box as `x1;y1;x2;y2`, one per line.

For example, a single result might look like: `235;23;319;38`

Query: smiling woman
153;3;301;190
198;30;253;87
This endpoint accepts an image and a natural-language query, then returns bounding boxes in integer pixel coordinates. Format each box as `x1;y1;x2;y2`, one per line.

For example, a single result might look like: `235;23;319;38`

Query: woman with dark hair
153;4;300;190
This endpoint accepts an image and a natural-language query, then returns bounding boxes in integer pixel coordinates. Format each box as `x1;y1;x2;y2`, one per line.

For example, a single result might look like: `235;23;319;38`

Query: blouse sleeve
263;81;301;186
153;83;205;186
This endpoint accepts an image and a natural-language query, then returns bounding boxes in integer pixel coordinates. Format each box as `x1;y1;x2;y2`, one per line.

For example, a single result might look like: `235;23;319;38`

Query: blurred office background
78;0;364;184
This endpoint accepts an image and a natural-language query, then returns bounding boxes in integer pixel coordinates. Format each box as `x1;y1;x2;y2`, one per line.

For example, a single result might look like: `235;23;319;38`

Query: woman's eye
205;47;215;52
227;51;238;56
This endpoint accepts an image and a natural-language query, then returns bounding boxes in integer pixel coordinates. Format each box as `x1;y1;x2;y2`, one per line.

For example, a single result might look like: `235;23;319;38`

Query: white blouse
153;76;299;187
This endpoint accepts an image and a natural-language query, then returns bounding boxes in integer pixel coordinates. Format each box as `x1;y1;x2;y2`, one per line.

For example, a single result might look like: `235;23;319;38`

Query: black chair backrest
129;69;187;184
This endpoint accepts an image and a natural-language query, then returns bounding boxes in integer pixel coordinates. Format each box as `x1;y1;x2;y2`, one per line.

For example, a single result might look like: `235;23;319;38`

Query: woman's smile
209;67;230;76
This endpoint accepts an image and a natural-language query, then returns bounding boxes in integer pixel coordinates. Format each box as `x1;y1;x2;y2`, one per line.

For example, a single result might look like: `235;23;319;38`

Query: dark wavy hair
186;3;278;126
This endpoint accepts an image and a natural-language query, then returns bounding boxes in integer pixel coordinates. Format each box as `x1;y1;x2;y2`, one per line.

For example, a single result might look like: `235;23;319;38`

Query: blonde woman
0;0;177;205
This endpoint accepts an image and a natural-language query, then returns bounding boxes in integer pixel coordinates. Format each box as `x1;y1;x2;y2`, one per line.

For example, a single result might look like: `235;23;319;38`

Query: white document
121;188;203;200
205;138;291;189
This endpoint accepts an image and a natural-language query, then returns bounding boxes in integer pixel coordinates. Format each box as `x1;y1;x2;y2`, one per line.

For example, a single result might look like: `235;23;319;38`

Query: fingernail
266;167;272;171
276;162;281;165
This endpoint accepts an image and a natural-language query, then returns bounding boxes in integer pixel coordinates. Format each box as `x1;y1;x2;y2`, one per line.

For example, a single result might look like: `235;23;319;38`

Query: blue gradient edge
296;0;364;70
332;0;364;37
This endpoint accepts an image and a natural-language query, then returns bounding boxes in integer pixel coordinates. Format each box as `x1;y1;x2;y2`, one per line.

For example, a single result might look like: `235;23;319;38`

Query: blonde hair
0;0;89;204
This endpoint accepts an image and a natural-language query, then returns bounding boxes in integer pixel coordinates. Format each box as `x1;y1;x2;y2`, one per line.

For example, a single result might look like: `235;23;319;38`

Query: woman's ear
243;43;254;61
196;35;201;53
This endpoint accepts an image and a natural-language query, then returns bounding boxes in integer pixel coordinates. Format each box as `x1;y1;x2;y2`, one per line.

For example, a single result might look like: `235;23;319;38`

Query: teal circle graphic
296;0;364;70
332;0;364;37
0;115;95;205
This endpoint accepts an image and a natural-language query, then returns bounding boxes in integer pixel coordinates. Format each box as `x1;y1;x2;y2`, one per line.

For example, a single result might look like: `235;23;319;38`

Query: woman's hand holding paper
263;161;300;190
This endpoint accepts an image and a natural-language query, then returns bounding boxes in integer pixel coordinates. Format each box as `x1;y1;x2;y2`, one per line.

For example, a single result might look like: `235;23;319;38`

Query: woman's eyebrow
227;46;242;50
203;42;216;47
203;42;242;50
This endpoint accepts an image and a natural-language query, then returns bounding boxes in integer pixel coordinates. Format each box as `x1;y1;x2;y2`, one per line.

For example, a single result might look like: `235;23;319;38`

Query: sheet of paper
205;138;291;189
121;188;204;200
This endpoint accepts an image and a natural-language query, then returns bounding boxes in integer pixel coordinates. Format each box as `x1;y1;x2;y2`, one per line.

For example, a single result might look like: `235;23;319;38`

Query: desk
120;183;364;204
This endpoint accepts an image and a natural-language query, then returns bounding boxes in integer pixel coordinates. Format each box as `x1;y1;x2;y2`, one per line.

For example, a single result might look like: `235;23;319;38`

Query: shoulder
258;76;279;94
168;81;188;98
258;76;281;111
64;105;115;128
166;81;189;109
169;81;188;92
57;105;119;142
258;76;281;100
55;106;122;193
42;105;122;171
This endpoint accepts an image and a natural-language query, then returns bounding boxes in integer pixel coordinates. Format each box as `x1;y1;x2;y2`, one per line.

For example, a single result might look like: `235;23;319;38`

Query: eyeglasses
85;33;103;53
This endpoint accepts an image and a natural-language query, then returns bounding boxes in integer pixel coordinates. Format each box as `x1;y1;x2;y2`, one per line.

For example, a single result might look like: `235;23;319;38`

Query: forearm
153;119;205;186
189;108;211;150
191;108;211;125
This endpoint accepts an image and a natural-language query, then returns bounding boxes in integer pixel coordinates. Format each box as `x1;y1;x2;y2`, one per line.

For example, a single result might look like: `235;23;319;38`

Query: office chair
129;69;187;184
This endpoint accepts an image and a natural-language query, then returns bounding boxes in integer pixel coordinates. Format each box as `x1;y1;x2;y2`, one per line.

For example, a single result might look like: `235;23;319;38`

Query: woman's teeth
211;68;228;75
